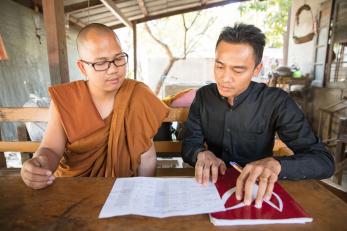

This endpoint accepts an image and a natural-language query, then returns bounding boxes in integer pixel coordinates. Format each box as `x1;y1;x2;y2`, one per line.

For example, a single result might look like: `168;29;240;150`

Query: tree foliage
239;0;291;48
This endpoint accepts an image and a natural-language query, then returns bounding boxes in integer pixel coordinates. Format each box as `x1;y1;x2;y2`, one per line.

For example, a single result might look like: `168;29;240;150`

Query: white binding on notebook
221;184;283;212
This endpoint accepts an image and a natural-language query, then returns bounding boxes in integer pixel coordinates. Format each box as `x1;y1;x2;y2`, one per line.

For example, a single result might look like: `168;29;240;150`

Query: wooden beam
109;23;127;30
137;0;148;16
201;0;209;5
132;21;137;80
337;118;347;141
0;140;183;155
42;0;70;84
0;129;6;168
99;0;132;29
64;0;102;13
0;107;188;123
66;14;87;29
0;141;40;153
17;125;32;163
0;108;48;122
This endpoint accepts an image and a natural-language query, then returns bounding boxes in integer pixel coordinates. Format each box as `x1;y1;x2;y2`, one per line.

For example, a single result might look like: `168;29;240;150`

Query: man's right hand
21;155;55;190
195;150;227;185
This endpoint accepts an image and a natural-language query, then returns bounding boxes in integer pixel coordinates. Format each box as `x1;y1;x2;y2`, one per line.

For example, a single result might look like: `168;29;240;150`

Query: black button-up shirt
182;82;334;180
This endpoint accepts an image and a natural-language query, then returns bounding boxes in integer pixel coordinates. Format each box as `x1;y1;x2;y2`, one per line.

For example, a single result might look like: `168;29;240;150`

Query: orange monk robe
48;79;169;177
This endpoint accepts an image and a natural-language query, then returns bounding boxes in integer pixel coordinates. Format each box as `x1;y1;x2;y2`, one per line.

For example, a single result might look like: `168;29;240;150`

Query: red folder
210;168;313;226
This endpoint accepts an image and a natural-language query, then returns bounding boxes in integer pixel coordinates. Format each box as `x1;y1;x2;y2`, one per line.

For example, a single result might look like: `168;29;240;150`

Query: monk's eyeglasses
80;52;128;71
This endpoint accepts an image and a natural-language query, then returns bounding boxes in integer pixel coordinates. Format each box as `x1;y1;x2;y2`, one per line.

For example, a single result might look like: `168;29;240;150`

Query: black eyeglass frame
80;52;128;71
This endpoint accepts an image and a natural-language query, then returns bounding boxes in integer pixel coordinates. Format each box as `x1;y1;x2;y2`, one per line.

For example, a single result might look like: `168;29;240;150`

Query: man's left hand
235;157;281;208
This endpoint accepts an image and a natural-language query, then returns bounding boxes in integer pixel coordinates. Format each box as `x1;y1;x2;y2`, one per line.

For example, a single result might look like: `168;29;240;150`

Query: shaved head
75;23;127;93
76;23;120;57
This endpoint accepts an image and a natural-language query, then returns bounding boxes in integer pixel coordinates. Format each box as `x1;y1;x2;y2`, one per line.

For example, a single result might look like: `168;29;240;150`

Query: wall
0;0;82;139
287;0;325;76
140;57;215;97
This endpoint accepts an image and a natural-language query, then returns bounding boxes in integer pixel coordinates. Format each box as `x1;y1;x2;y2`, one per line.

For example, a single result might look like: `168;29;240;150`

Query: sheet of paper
99;177;225;218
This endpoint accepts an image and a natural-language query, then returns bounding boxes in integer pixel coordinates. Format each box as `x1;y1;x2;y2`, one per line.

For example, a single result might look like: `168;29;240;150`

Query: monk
21;23;169;189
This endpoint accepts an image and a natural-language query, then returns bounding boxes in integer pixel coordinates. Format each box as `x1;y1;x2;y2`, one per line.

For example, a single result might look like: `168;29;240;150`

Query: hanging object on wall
33;5;42;44
0;34;9;60
293;4;316;44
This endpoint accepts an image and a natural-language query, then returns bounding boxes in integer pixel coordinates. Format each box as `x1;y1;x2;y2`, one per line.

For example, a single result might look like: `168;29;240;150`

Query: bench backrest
0;107;189;154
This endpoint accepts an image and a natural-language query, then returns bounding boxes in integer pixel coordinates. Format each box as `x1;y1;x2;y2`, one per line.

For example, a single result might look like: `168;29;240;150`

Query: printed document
99;177;225;218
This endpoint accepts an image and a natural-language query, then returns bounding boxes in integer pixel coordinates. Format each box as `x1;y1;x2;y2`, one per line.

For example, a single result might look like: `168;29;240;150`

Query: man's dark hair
215;24;266;66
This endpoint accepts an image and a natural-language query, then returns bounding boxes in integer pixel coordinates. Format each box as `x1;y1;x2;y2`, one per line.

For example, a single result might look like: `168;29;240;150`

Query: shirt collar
214;81;255;108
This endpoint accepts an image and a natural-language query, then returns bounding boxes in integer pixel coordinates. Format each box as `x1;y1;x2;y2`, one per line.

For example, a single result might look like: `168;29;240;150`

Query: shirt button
226;128;230;132
224;148;229;152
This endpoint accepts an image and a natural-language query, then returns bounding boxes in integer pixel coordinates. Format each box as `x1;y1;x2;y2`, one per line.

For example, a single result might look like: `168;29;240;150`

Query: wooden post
17;124;32;164
335;118;347;184
42;0;70;85
337;118;347;141
0;129;6;168
327;112;333;140
132;21;137;80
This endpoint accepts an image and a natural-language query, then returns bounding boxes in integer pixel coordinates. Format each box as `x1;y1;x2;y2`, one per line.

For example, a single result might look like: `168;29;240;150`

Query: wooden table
1;175;347;231
268;76;311;92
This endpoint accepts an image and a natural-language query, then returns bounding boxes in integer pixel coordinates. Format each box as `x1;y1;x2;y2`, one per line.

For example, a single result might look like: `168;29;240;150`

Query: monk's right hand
21;155;55;189
195;150;226;186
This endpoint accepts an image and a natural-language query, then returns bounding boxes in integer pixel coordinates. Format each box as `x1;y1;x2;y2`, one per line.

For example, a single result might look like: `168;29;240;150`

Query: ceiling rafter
66;14;87;28
64;0;102;14
99;0;132;29
201;0;209;6
137;0;149;17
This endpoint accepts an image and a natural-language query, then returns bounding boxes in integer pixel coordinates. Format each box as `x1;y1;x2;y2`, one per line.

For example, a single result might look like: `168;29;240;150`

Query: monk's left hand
235;157;281;208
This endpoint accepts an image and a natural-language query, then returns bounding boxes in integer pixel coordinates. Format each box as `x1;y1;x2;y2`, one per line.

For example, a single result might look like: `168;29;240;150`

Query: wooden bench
0;107;188;153
0;107;292;175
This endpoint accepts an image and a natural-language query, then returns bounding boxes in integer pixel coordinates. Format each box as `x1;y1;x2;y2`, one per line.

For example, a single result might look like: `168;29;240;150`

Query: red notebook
210;168;313;226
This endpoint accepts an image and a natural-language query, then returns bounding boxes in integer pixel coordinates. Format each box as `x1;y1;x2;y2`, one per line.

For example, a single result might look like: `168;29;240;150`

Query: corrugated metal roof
62;0;244;29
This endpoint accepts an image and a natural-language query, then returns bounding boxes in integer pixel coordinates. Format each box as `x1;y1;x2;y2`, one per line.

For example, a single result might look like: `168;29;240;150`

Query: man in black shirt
182;24;334;208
